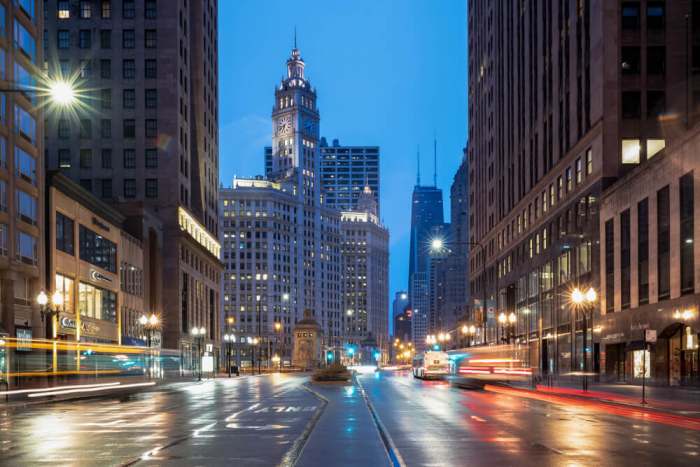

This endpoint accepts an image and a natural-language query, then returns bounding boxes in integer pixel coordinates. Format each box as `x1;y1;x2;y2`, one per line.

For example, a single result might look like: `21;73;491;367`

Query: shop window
633;350;650;378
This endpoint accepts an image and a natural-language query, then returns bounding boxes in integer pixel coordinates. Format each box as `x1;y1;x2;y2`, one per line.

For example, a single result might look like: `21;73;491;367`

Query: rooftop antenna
294;27;297;49
433;135;437;187
416;145;421;185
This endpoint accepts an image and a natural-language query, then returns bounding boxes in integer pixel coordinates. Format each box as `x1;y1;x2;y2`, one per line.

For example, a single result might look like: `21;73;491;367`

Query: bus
412;350;449;379
447;344;533;388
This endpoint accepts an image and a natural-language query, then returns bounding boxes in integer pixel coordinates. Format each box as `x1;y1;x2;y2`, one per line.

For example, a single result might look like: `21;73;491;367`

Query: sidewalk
297;381;390;467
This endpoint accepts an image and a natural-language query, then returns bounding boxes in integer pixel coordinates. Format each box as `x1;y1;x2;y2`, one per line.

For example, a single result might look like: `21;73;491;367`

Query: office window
621;139;641;164
14;21;35;62
122;29;135;48
145;29;157;48
557;176;563;200
647;139;665;159
16;231;37;265
123;119;135;138
647;90;665;118
79;119;92;139
79;225;117;272
123;89;135;109
145;119;157;138
680;173;695;294
657;185;670;300
123;149;135;168
0;180;5;211
100;30;111;49
123;179;136;198
122;59;135;79
58;0;70;19
638;198;649;305
622;2;640;29
79;282;117;323
80;179;92;193
123;0;135;19
79;149;92;168
78;60;91;79
101;148;112;168
145;59;157;78
549;184;556;207
16;190;37;225
621;47;640;74
605;219;615;312
566;168;573;192
58;149;71;168
0;223;6;256
101;0;111;18
145;0;157;19
101;88;111;109
620;209;631;309
101;119;111;138
79;30;91;48
145;89;157;108
57;30;70;49
622;91;641;118
647;2;664;29
100;59;111;79
16;0;34;19
14;146;36;185
80;1;92;18
0;137;4;168
15;106;36;144
575;158;583;184
145;179;158;198
145;148;158;168
56;212;74;255
101;178;112;198
647;46;665;75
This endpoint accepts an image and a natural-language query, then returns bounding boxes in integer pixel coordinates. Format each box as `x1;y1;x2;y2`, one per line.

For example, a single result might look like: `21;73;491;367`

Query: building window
145;178;158;198
647;46;665;75
620;209;631;309
145;0;157;19
101;119;111;139
55;274;74;312
586;149;593;175
145;89;157;108
100;59;111;79
79;30;91;48
621;2;640;30
123;179;136;198
101;178;112;198
79;119;92;139
145;29;157;48
80;179;92;193
100;29;111;49
80;1;92;18
14;146;36;185
78;60;91;79
145;119;157;138
622;91;641;119
621;139;641;164
680;172;695;294
79;149;92;168
605;219;615;313
122;29;135;48
657;185;670;300
58;0;70;19
58;149;71;168
101;148;112;168
79;282;117;323
0;180;5;211
101;88;112;108
16;231;37;265
621;47;640;74
145;148;158;168
566;168;573;192
123;149;136;168
145;59;157;78
647;2;664;29
16;190;36;225
14;21;36;62
122;59;135;79
101;1;111;19
123;0;135;19
57;30;70;49
638;198;649;305
647;90;665;118
122;89;135;109
79;225;117;273
0;223;6;256
123;119;135;138
15;106;36;144
646;139;665;159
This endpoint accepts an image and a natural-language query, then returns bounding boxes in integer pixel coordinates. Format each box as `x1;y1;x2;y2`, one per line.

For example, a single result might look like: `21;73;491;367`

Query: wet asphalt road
358;370;700;467
1;371;698;466
0;374;320;466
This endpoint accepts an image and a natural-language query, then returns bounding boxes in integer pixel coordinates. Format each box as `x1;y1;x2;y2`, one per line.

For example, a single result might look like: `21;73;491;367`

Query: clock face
277;116;292;136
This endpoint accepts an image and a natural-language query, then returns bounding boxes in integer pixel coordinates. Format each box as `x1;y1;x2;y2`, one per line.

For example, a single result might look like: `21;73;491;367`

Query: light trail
0;381;121;396
27;381;156;398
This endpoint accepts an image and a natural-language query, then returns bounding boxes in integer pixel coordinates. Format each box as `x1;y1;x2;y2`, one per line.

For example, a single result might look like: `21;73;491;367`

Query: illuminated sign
90;269;113;284
60;316;100;336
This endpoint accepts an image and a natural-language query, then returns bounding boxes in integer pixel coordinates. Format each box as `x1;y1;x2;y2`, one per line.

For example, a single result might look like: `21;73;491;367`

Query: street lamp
274;321;282;371
570;286;597;391
37;290;64;337
139;313;159;378
190;326;206;381
223;333;236;377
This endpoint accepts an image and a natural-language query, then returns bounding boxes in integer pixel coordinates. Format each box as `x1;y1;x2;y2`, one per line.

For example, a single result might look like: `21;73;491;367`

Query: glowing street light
47;79;77;107
569;286;598;391
430;237;445;253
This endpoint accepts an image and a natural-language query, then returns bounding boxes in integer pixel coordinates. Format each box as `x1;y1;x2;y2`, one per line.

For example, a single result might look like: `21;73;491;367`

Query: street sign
645;329;657;343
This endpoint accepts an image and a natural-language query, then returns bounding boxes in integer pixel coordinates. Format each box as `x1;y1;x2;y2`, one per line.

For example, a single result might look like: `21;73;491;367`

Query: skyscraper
391;291;409;334
44;0;222;360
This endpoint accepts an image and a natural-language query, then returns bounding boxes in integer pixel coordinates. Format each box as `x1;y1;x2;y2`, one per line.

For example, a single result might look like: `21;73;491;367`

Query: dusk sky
219;1;467;307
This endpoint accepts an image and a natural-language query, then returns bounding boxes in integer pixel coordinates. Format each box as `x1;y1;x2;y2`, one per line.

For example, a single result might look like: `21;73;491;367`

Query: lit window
58;1;70;19
621;139;641;164
646;139;665;159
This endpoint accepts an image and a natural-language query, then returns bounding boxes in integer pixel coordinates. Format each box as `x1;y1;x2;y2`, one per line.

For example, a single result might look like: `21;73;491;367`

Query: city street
1;372;698;466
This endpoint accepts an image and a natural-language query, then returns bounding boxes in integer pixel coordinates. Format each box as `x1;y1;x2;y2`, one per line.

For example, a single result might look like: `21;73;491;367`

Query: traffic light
327;351;334;362
374;352;381;361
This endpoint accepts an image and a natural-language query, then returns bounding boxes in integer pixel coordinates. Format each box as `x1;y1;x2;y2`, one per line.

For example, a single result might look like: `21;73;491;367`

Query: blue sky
219;1;467;313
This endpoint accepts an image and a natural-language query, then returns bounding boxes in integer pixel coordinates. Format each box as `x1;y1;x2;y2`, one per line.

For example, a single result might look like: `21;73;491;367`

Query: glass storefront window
633;350;650;378
78;282;116;323
55;274;74;313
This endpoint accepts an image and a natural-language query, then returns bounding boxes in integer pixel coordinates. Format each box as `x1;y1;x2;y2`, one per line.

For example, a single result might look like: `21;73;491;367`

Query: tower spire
433;136;437;187
416;145;421;186
294;26;297;50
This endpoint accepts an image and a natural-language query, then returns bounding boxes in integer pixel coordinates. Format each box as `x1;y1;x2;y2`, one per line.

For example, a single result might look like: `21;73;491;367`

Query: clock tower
271;45;321;204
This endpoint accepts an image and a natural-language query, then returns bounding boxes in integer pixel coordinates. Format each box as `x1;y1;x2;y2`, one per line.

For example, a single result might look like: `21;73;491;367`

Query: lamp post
274;321;282;372
138;313;159;377
461;324;477;347
37;290;64;374
223;316;235;377
190;326;206;381
570;286;597;391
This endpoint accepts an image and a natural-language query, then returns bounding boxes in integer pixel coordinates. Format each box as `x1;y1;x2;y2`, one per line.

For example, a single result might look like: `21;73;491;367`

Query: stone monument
292;309;321;370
